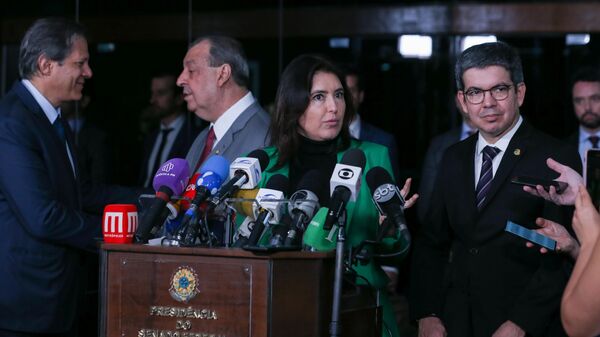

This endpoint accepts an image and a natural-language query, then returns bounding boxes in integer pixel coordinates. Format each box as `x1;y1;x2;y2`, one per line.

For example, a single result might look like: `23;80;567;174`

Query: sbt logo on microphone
102;204;138;244
374;184;403;204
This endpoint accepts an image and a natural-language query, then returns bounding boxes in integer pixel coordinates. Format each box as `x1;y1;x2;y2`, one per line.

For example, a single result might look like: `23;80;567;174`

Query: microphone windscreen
246;149;270;171
232;188;259;217
366;166;394;193
340;148;366;170
302;207;336;251
265;174;289;194
296;170;327;202
199;155;230;181
152;158;190;195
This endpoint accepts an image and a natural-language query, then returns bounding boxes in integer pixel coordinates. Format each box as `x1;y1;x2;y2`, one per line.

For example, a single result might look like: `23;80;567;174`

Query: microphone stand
329;210;347;337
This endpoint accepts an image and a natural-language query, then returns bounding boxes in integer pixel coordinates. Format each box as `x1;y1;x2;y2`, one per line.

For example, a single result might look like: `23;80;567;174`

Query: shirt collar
161;114;185;131
21;79;61;124
476;115;523;155
349;114;361;139
579;126;600;143
212;92;255;141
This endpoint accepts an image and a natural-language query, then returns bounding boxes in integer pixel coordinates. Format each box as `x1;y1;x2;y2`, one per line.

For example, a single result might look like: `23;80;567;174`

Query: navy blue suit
0;81;137;334
359;121;400;180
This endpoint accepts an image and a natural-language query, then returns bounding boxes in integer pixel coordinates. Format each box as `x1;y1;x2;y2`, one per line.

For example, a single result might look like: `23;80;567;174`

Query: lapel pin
215;150;220;154
514;149;521;156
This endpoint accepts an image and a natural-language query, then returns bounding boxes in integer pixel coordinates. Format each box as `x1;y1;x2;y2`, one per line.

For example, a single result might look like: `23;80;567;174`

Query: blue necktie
589;135;600;149
53;115;66;144
475;146;500;209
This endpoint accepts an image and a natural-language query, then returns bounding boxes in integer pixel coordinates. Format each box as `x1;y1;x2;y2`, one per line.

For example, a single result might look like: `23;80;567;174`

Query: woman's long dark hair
270;54;355;167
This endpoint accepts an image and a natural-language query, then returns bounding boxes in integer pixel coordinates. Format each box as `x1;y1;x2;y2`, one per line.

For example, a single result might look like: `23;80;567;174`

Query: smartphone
505;221;556;251
510;176;567;194
585;149;600;210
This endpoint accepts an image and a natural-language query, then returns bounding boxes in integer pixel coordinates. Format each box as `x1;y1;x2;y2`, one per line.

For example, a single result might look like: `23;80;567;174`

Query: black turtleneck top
288;135;339;204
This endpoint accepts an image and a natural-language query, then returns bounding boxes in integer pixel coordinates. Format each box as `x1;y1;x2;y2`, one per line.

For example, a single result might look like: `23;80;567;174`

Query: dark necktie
195;127;216;173
589;135;600;149
150;128;174;179
475;146;501;209
53;115;67;144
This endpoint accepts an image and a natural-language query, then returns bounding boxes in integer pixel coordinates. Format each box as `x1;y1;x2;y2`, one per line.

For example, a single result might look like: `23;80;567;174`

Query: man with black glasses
410;42;580;337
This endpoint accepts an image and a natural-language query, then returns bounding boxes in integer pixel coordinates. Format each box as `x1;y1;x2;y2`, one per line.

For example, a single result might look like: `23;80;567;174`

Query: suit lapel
13;82;80;204
458;136;479;218
477;121;529;212
212;103;257;157
14;82;77;176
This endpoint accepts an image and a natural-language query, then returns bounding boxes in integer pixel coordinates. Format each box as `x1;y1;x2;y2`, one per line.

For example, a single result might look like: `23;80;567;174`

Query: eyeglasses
463;84;513;104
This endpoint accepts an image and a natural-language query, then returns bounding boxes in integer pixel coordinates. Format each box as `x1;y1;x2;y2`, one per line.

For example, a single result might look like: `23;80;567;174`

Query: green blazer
258;139;409;289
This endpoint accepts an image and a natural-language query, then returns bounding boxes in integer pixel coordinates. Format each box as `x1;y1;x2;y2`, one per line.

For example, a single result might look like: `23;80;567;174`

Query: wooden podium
99;244;380;337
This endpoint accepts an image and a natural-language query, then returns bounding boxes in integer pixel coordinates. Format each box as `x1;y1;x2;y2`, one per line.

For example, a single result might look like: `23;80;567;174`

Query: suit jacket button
469;248;479;255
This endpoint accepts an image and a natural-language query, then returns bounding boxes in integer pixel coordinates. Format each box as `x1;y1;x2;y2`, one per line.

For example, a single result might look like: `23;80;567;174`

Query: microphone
134;158;190;243
176;155;230;245
102;204;138;244
366;166;410;244
149;201;180;237
179;172;201;211
230;188;260;220
268;214;293;247
281;170;327;247
324;149;366;230
208;149;270;210
302;207;338;251
235;174;289;247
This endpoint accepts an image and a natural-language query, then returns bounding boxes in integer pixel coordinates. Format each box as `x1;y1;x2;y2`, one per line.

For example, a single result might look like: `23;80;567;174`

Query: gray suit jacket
186;100;271;172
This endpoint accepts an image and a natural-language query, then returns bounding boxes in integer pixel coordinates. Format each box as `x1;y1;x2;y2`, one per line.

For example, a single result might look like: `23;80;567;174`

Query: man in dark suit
417;106;476;223
345;69;400;180
566;67;600;164
0;18;137;336
177;36;270;173
139;71;203;188
410;42;580;337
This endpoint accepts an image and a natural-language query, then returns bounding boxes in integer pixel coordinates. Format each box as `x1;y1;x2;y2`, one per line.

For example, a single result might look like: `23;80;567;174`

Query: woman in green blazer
253;54;417;337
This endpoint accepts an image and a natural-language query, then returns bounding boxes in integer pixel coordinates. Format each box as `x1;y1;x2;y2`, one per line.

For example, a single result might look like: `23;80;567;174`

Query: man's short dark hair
570;66;600;92
455;41;524;91
150;70;179;92
191;35;250;88
19;18;87;79
340;64;364;91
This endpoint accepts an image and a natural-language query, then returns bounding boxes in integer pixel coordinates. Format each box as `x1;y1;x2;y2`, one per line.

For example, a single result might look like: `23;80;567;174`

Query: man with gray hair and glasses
410;41;580;337
177;36;270;173
0;18;138;336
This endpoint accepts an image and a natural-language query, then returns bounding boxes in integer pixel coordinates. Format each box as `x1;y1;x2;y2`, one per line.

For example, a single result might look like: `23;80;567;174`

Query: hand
522;158;582;206
381;265;399;294
400;177;419;209
572;185;600;248
418;316;446;337
525;217;579;259
491;320;525;337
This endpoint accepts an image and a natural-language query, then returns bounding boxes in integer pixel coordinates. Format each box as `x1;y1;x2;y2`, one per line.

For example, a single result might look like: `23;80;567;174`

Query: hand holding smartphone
505;221;557;251
511;176;567;194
